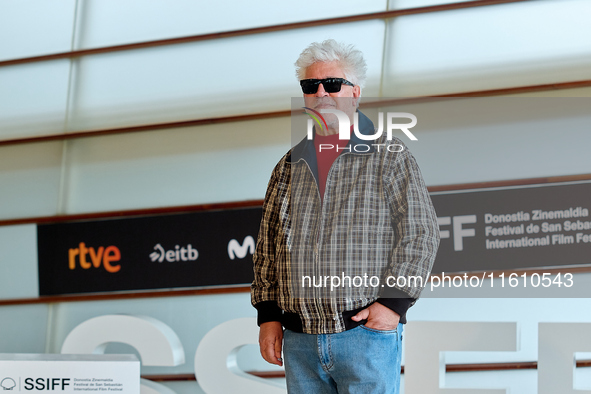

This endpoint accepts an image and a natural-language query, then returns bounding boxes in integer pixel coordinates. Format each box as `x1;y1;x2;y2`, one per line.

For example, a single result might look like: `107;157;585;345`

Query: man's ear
352;85;361;108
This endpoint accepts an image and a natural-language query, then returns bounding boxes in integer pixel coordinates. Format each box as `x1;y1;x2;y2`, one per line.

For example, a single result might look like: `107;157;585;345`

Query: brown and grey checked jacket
251;111;440;334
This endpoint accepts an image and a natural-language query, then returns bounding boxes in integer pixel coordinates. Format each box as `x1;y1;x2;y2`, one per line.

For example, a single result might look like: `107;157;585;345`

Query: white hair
295;39;367;90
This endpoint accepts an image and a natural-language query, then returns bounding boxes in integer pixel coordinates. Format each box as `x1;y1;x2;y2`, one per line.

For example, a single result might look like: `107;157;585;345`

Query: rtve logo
68;243;122;273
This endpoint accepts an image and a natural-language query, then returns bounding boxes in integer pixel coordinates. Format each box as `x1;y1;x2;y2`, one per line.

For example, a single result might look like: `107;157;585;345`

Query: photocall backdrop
37;181;591;296
37;208;261;296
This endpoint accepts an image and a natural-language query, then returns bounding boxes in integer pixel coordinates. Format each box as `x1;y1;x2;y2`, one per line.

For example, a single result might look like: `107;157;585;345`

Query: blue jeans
283;323;403;394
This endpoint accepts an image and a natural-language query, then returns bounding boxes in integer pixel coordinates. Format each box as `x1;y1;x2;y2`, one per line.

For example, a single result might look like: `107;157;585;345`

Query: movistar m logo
228;236;255;260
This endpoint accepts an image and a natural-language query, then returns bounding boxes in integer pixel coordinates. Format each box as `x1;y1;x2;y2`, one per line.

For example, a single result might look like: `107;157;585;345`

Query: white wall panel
0;142;63;220
411;115;591;186
64;117;290;214
78;0;387;48
0;225;39;299
384;98;591;186
0;304;49;353
0;61;71;140
0;0;76;61
356;98;590;186
67;21;385;131
383;0;591;96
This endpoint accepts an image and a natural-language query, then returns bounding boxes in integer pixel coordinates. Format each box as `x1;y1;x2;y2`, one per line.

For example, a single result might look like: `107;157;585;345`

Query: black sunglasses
300;78;355;94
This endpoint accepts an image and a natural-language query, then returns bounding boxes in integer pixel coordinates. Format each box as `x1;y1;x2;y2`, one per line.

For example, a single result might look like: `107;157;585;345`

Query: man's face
303;61;361;135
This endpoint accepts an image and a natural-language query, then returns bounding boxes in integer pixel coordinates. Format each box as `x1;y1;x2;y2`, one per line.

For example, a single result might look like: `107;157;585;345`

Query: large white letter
539;323;591;394
453;215;477;251
62;315;185;394
438;216;452;240
195;317;285;394
405;321;518;393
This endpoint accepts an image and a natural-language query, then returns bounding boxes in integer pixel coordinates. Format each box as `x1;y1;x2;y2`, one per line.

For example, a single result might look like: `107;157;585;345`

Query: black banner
37;207;261;296
431;181;591;273
37;181;591;296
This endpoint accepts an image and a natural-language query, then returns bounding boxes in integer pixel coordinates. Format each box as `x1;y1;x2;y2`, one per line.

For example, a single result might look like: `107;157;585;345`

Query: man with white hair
251;39;439;393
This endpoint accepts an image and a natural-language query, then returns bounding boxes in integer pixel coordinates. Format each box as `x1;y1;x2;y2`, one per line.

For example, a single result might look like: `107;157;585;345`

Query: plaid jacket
251;111;440;334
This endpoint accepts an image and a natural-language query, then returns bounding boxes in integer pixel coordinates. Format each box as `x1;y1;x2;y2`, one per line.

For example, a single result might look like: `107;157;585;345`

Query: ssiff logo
1;378;16;390
304;107;418;142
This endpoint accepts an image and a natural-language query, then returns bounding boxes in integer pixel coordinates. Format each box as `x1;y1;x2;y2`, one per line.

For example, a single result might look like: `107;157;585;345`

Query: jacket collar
287;110;376;165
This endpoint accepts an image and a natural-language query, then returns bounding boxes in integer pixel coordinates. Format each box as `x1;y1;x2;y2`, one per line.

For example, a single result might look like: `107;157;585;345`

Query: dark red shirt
314;132;350;200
